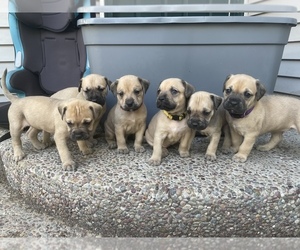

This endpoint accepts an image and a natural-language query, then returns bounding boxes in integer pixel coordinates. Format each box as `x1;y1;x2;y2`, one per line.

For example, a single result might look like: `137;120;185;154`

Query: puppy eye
97;86;105;91
83;88;90;93
118;91;124;97
134;89;141;95
203;110;211;116
83;120;92;125
225;88;232;95
244;91;253;98
171;88;179;95
66;121;73;127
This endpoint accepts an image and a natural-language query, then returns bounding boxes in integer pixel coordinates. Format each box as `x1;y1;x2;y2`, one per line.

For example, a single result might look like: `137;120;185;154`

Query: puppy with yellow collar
145;78;195;166
223;74;300;162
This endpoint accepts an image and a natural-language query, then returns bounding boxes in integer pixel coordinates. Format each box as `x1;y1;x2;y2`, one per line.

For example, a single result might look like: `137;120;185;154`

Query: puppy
104;75;150;153
51;73;111;112
43;74;111;146
223;73;300;162
186;91;231;160
145;78;195;166
1;69;102;170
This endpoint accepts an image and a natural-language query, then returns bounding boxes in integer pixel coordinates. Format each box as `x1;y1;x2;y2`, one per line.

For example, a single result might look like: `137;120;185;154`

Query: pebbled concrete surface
0;129;97;237
0;126;299;237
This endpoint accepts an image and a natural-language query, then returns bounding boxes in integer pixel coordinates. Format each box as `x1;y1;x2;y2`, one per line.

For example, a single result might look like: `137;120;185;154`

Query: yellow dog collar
163;110;186;121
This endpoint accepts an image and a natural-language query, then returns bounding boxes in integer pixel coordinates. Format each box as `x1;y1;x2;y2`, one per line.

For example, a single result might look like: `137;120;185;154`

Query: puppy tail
1;69;18;102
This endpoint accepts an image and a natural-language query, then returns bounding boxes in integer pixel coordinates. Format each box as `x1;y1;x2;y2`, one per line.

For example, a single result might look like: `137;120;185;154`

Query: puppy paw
13;152;26;162
232;153;247;163
162;148;169;158
42;139;53;147
179;151;190;158
81;147;94;155
134;145;145;153
256;144;272;152
32;142;48;150
86;138;98;148
221;147;232;155
221;146;239;154
205;153;217;161
43;141;53;148
108;142;117;149
148;158;161;166
117;147;129;154
62;161;77;171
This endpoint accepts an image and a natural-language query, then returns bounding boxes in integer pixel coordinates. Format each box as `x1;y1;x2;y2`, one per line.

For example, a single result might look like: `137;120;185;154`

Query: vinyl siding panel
0;1;13;97
274;77;300;96
281;42;300;60
247;0;300;96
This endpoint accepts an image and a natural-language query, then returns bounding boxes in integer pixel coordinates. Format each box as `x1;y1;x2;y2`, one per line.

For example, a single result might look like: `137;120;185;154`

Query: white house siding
247;0;300;96
0;1;13;101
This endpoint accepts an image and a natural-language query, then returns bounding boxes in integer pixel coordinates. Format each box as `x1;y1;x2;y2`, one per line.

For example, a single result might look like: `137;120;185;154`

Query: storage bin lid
78;16;297;26
77;4;297;14
77;4;297;26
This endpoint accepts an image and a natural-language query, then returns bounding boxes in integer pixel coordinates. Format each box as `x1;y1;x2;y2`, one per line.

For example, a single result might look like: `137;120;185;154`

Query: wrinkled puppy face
79;74;111;106
156;78;195;113
223;74;266;116
58;99;102;141
187;92;222;130
110;75;150;112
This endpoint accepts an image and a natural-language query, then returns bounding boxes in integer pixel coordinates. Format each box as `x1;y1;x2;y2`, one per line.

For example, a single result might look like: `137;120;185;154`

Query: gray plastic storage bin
78;4;297;122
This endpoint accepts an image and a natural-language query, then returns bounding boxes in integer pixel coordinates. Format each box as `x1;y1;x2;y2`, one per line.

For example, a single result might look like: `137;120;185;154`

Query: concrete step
0;129;299;237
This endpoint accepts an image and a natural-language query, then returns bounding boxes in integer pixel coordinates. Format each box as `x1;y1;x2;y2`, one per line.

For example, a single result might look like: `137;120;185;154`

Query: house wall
0;1;13;74
247;0;300;96
0;1;12;101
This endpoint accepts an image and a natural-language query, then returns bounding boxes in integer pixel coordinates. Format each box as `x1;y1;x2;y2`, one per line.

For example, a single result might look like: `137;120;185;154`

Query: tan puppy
1;69;102;171
145;78;195;166
104;75;150;153
43;74;111;146
223;73;300;162
51;73;111;111
186;91;231;160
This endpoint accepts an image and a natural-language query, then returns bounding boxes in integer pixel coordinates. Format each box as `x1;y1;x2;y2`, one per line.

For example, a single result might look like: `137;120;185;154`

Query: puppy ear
255;80;266;101
182;80;195;98
105;77;112;90
58;105;67;120
210;95;223;110
110;80;118;96
222;74;233;92
78;78;83;92
89;103;103;119
138;77;150;93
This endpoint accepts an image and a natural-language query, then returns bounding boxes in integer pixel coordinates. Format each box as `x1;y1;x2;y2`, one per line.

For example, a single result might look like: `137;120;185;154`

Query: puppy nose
190;122;199;129
189;118;198;127
72;130;86;140
158;94;166;101
125;98;134;107
229;97;240;106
